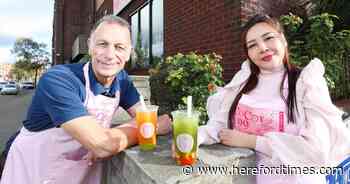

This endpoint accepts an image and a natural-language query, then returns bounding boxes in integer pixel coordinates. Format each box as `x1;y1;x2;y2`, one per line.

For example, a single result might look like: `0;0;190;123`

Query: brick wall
53;0;94;65
117;0;290;81
165;0;243;81
53;0;292;81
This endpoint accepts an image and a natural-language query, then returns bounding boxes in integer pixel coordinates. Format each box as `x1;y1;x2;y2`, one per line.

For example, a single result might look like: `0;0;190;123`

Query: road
0;90;33;150
0;89;131;151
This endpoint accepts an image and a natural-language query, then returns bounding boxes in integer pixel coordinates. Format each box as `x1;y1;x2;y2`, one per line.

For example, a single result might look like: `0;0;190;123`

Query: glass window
152;0;164;58
140;4;150;66
131;13;138;48
129;0;163;68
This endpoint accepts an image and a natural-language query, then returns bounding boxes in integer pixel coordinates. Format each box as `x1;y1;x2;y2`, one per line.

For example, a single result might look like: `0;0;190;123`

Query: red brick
54;0;293;82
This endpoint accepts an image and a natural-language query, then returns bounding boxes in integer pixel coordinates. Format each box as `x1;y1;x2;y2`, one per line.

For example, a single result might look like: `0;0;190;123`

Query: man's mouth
100;61;121;66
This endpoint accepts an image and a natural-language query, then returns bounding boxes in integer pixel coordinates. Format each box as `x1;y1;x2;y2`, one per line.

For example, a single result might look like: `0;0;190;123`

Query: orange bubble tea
136;105;158;151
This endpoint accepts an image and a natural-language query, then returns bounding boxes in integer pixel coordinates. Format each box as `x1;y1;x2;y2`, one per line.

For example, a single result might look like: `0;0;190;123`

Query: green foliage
80;54;91;63
311;0;350;30
11;38;50;85
149;52;224;124
133;32;147;69
9;67;27;81
281;13;350;99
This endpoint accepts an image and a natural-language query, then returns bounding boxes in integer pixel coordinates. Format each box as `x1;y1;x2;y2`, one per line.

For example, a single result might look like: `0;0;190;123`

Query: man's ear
87;38;90;47
87;38;92;55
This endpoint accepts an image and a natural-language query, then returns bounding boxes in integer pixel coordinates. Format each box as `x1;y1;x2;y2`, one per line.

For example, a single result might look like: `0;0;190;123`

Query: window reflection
152;0;164;58
140;4;150;66
130;0;164;68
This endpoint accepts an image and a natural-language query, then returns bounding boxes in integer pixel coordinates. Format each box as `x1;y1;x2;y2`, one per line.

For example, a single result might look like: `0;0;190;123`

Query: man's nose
104;46;116;59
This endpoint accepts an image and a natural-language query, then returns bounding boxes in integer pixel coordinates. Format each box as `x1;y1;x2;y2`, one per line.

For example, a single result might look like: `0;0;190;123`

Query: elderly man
0;15;171;184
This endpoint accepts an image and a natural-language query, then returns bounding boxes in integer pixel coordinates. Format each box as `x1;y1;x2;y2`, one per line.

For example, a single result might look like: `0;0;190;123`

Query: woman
197;14;350;183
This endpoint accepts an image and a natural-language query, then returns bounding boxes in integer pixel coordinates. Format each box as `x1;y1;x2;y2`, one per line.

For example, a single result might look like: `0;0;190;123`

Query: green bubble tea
171;110;199;165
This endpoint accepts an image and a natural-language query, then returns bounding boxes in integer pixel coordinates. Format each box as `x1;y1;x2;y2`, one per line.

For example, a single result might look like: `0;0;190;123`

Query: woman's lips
262;54;273;62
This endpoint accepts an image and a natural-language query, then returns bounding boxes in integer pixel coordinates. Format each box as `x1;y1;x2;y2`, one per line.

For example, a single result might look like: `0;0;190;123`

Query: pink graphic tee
233;103;285;135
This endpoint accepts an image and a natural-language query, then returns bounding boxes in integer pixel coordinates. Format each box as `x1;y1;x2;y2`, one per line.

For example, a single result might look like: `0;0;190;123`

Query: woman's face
246;22;287;72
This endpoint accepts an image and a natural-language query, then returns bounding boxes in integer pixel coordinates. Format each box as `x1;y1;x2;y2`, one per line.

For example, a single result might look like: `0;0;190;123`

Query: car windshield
23;82;33;85
5;84;16;88
0;82;7;85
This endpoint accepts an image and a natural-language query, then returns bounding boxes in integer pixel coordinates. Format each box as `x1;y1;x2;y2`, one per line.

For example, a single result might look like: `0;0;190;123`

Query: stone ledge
102;135;256;184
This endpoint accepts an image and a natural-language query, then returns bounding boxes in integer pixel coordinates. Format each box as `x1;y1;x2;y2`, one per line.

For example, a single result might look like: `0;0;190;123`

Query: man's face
89;22;132;80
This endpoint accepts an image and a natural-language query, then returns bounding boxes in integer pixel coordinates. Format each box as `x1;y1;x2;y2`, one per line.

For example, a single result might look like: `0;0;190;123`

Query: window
131;14;138;47
152;0;164;58
140;4;150;65
130;0;164;68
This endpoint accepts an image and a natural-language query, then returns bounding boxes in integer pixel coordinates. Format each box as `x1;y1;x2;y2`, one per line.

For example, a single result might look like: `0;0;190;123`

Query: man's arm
108;102;139;148
62;103;171;159
61;116;127;158
126;102;139;118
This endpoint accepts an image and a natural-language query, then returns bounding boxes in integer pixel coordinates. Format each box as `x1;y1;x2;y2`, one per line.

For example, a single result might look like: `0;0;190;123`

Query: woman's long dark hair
228;14;301;129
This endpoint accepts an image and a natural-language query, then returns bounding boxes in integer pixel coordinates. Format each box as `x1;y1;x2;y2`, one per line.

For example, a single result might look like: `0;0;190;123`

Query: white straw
140;95;148;111
187;96;192;116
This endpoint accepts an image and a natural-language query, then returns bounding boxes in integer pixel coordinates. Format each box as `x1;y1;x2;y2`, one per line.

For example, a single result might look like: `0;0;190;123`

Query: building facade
53;0;292;81
0;63;13;81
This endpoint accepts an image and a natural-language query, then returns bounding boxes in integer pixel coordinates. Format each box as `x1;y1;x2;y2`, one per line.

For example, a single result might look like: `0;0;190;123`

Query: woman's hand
218;128;257;149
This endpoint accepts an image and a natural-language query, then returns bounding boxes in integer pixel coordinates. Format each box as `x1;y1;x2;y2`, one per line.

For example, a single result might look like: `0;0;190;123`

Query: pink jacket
198;58;350;169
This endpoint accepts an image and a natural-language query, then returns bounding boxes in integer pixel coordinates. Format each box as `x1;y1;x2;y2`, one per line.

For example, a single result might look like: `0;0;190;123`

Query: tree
11;38;50;87
311;0;350;31
281;13;350;99
8;67;26;82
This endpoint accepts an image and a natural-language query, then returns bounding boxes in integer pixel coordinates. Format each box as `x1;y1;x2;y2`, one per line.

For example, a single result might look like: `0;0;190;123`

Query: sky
0;0;54;64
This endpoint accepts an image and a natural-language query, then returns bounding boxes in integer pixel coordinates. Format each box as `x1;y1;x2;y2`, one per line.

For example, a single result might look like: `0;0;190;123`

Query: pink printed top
198;58;350;184
233;68;300;183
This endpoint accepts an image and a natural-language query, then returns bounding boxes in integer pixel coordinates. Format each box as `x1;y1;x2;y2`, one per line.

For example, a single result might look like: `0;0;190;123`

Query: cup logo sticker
140;122;154;138
176;134;194;153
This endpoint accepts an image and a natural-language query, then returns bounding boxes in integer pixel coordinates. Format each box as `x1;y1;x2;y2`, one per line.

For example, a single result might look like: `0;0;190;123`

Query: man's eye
115;45;126;50
98;42;107;46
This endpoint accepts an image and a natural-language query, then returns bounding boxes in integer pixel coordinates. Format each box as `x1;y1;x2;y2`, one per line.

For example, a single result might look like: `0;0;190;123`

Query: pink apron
1;63;120;184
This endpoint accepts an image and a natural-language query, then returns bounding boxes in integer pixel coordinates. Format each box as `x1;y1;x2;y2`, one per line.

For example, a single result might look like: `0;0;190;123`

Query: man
0;15;171;183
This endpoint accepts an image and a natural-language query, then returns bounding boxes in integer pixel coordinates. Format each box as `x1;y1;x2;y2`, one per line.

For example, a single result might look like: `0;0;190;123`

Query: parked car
0;84;19;95
8;81;20;90
21;82;35;89
0;81;8;91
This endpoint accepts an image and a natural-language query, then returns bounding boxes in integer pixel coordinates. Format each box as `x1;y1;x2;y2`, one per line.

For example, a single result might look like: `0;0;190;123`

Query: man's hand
157;114;172;135
85;128;130;165
62;116;122;158
218;129;256;149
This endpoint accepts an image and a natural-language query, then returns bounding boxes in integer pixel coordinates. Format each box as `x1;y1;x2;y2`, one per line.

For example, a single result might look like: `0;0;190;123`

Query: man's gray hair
90;15;131;36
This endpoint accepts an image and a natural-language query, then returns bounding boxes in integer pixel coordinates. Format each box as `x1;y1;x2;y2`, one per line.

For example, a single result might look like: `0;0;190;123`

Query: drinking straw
187;96;192;116
140;95;148;111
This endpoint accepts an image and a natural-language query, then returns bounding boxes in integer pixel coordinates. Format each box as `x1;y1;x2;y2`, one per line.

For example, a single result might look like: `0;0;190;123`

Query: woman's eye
264;36;275;41
247;44;257;49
